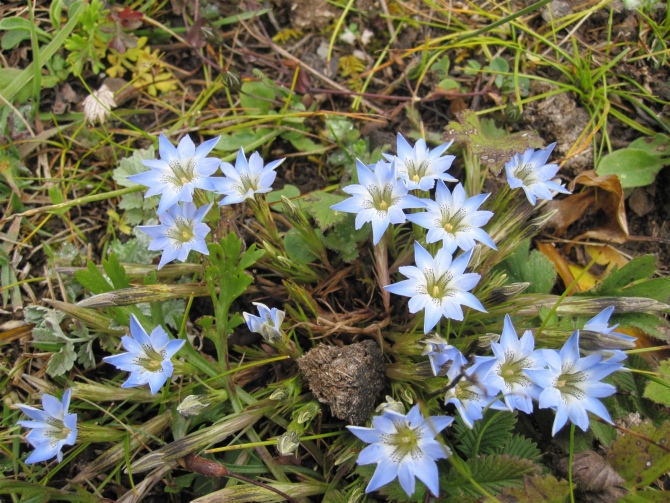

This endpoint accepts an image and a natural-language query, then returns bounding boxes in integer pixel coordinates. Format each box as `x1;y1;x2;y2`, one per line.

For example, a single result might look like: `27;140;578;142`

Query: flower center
514;163;537;184
369;182;397;213
168;158;196;187
167;218;195;244
44;420;71;441
444;222;453;232
498;356;532;387
386;422;422;460
439;205;468;235
424;268;454;300
405;159;431;182
135;346;167;373
554;370;587;399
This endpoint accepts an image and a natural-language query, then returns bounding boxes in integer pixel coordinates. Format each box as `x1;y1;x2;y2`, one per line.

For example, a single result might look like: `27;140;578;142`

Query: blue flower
444;357;506;429
128;133;221;214
347;404;453;497
504;143;571;205
525;330;622;435
385;242;486;333
103;315;185;394
137;202;212;269
489;315;546;414
406;181;496;255
331;159;424;245
17;389;77;464
243;302;285;342
211;148;285;205
422;334;468;378
584;306;637;363
384;133;457;191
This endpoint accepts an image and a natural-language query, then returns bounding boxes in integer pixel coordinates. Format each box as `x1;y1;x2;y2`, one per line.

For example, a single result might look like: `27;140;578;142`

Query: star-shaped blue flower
422;334;468;378
444;357;506;428
211;148;285;205
406;181;496;255
347;405;453;497
137;202;212;269
489;315;545;414
584;306;637;362
128;133;221;214
385;242;486;333
243;302;286;342
103;315;186;394
17;389;78;464
384;133;457;191
525;330;622;435
331;159;424;245
504;143;571;205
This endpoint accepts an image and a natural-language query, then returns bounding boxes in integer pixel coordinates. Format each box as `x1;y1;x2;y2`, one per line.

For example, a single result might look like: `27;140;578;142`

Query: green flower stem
249;196;282;247
205;431;342;454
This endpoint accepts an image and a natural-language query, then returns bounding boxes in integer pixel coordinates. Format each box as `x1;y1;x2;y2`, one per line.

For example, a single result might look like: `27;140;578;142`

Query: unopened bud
375;395;405;415
177;395;212;417
277;430;300;456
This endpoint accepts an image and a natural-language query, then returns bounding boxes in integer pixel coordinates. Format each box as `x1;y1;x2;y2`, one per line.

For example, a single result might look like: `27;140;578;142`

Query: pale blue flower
347;404;453;497
244;302;285;342
103;315;185;394
422;334;468;378
331;159;424;245
444;357;506;429
385;242;486;333
137;202;212;269
489;315;546;414
211;148;285;205
128;133;221;214
504;143;571;205
584;306;637;363
525;330;622;435
384;133;457;191
406;181;496;255
17;389;77;464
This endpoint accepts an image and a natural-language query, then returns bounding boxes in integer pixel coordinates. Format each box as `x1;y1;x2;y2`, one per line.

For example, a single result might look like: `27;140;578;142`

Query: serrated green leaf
453;409;517;457
76;340;95;369
591;255;657;295
589;418;617;448
216;128;274;152
443;454;541;498
622;277;670;303
616;313;669;341
497;434;541;460
47;343;76;377
500;475;570;503
444;110;543;174
113;147;156;187
607;419;670;489
494;239;556;294
643;359;670;407
75;261;113;294
302;191;348;231
102;253;130;290
323;214;368;262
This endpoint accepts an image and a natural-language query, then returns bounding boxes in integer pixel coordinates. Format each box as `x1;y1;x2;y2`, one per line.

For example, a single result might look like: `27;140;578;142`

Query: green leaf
240;81;276;115
284;231;318;265
629;133;670;158
596;148;669;188
453;409;517;457
493;239;556;294
500;475;570;503
590;255;657;295
47;343;76;377
589;418;617;448
302;191;348;231
113;146;156;187
444;110;543;174
617;313;669;341
622;277;670;303
102;253;130;290
497;434;541;460
75;261;113;294
266;184;300;205
643;359;670;407
607;419;670;489
443;454;541;498
215;128;274;152
323;214;368;262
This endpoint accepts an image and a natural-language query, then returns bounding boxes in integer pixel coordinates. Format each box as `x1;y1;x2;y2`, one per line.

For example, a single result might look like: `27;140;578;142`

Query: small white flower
82;84;117;125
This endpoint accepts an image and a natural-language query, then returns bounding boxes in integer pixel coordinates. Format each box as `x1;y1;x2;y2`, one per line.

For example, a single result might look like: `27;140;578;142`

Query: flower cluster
129;133;284;269
352;309;629;496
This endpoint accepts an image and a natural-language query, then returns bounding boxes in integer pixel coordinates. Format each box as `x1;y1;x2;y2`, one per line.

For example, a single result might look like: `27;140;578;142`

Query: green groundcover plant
8;110;670;501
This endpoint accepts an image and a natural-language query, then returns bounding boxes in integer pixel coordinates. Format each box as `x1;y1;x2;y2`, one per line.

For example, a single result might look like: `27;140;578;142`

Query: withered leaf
557;450;625;492
444;109;543;175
